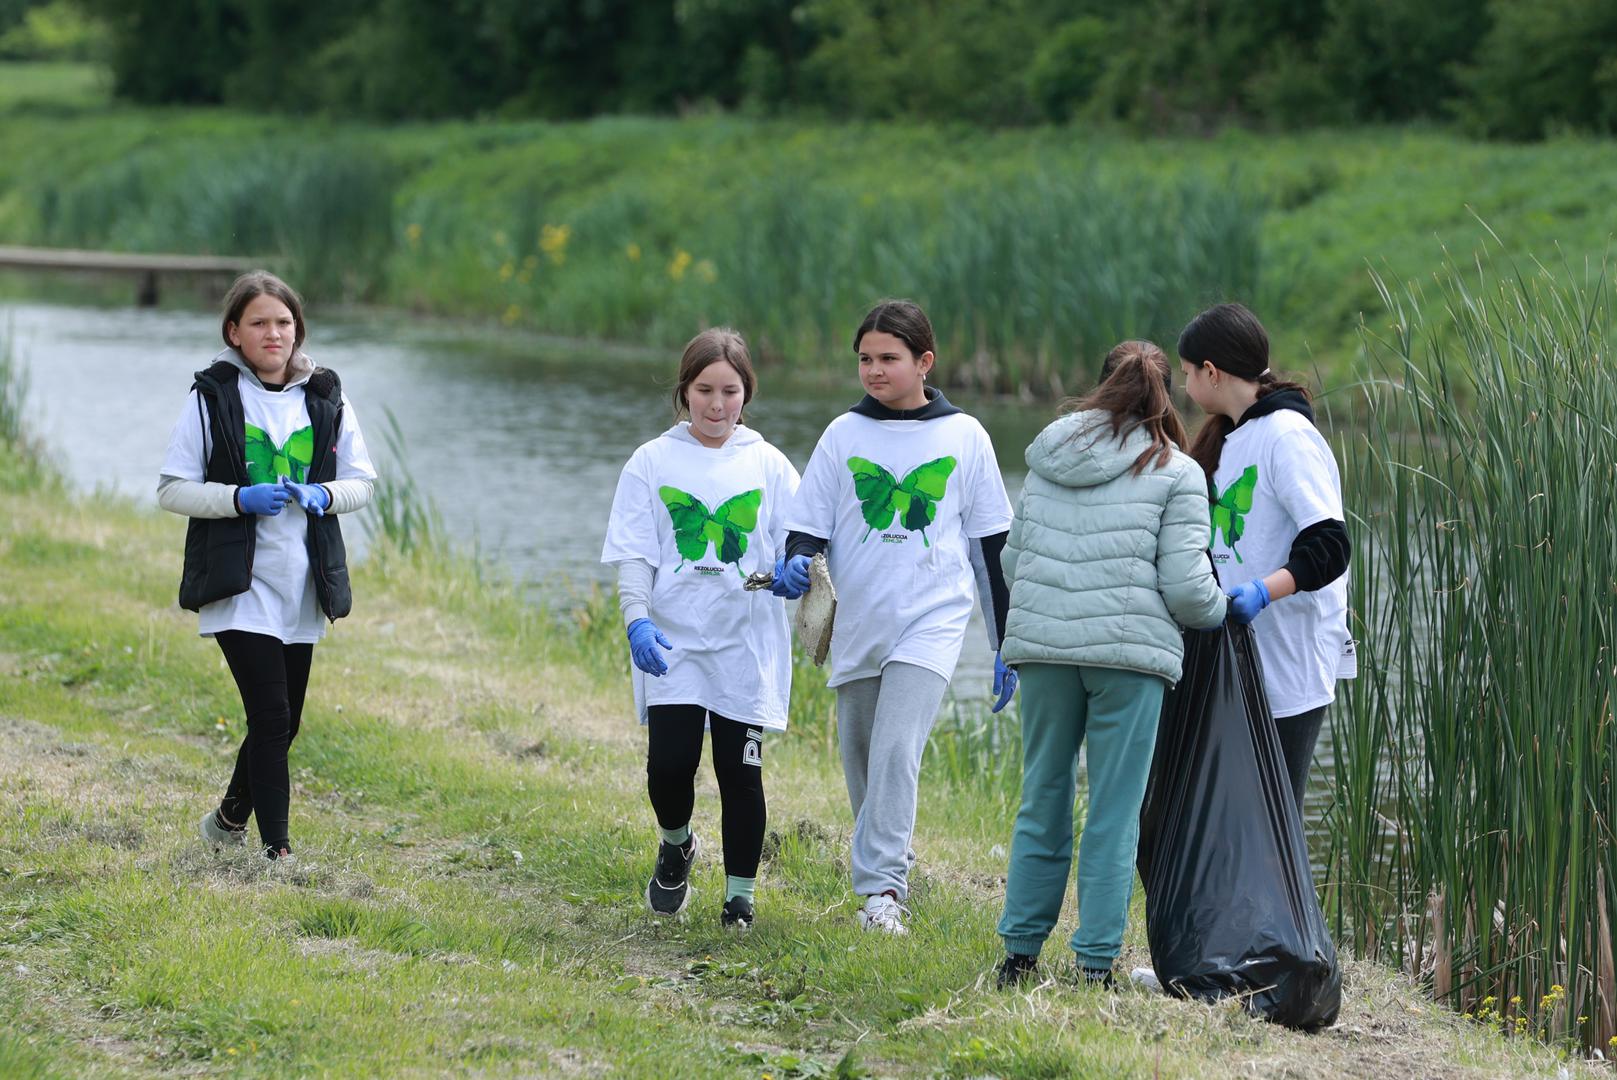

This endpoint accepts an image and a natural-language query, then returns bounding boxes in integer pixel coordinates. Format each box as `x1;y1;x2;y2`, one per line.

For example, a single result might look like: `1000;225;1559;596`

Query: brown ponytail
1179;303;1310;477
1061;340;1188;476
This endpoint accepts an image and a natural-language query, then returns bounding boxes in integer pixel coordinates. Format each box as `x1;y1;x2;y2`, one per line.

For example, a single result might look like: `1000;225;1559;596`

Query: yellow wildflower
625;242;642;262
668;250;692;282
405;223;422;246
498;261;514;282
695;259;717;285
502;305;521;326
540;224;571;265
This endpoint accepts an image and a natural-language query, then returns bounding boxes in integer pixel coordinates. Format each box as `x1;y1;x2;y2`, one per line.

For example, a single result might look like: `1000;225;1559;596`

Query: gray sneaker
645;834;699;917
199;809;246;848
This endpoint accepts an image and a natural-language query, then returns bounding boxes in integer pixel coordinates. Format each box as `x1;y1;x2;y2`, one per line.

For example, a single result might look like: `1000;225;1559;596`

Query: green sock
725;876;755;903
659;824;690;847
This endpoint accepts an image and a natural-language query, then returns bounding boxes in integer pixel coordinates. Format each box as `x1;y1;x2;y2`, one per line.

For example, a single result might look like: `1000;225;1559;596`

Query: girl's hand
991;652;1018;713
627;618;673;677
237;482;291;516
1227;579;1271;624
770;554;812;599
279;478;331;517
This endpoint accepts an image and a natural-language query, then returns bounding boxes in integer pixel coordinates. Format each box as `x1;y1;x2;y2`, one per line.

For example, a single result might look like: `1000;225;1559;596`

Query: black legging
646;704;766;879
215;629;313;853
1275;705;1327;820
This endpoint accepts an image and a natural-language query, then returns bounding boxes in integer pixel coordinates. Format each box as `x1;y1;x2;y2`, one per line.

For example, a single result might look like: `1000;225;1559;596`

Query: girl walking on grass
783;299;1014;935
158;271;376;865
994;342;1226;988
600;328;800;929
1177;303;1353;815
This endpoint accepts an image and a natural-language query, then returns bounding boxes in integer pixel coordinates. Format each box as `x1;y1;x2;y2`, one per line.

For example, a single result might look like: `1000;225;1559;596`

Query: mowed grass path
0;468;1595;1077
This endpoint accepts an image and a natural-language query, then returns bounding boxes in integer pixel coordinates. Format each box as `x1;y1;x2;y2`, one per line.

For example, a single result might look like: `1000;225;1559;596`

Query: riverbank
3;63;1615;392
0;441;1597;1078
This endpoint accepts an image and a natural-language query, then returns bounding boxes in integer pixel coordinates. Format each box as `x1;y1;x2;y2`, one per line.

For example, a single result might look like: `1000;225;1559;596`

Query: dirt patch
295;936;405;974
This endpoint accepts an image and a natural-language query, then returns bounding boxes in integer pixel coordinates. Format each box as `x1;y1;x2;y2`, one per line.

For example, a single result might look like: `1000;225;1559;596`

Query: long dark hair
1061;340;1187;476
1178;303;1310;477
853;299;936;360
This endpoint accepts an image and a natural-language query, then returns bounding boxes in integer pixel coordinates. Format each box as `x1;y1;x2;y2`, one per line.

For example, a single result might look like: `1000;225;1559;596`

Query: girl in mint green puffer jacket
994;341;1225;990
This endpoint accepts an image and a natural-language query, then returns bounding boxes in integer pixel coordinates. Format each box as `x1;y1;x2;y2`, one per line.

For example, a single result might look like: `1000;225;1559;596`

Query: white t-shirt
600;423;800;731
160;371;377;645
1209;407;1354;717
785;410;1013;688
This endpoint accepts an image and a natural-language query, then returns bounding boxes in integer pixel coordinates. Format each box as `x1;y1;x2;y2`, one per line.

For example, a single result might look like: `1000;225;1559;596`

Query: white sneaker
858;893;909;935
1130;967;1162;993
199;809;246;847
264;849;299;871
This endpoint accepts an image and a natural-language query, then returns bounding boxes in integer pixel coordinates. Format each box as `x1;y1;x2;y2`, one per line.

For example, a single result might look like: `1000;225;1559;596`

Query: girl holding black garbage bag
159;271;376;865
993;341;1227;988
1177;302;1353;814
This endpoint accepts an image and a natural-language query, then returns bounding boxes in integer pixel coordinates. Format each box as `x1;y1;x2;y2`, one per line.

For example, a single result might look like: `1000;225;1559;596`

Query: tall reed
0;320;26;448
365;406;445;557
1327;251;1617;1053
35;141;397;301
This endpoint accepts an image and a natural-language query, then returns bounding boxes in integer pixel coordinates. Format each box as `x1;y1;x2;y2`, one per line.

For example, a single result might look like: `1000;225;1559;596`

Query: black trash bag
1137;621;1342;1031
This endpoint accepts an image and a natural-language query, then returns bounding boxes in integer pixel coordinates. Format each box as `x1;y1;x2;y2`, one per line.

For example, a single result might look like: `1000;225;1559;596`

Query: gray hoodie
1000;409;1225;683
156;349;373;519
615;422;765;626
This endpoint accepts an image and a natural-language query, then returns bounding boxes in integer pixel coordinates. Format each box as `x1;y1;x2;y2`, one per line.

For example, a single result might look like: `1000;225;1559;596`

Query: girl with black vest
783;299;1015;935
158;272;377;863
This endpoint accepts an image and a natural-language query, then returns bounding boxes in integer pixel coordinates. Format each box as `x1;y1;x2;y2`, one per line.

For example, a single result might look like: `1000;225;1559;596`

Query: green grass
2;65;1615;393
0;339;1600;1076
0;61;107;112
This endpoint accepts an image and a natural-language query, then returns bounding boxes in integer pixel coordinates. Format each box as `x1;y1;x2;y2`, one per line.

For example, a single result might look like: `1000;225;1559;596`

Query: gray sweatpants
835;662;949;900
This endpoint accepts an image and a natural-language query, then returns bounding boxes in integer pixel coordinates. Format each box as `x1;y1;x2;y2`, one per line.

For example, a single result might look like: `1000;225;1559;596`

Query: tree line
17;0;1617;139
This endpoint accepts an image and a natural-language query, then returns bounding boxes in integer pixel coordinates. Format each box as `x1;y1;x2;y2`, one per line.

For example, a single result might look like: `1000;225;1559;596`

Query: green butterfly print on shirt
1210;465;1258;563
244;423;314;486
846;455;957;546
658;486;763;575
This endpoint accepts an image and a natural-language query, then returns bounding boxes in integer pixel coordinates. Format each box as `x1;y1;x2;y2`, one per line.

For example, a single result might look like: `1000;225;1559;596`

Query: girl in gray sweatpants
782;300;1014;934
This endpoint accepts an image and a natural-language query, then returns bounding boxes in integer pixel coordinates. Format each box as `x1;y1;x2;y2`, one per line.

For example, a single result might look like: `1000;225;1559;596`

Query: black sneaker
720;895;754;930
1077;965;1116;990
996;952;1039;989
645;833;699;917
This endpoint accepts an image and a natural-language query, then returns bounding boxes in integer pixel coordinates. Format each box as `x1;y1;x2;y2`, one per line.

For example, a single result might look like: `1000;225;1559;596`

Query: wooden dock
0;245;266;306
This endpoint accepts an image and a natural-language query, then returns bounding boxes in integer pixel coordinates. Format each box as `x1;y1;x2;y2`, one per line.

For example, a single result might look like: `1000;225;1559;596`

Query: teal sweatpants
997;662;1166;967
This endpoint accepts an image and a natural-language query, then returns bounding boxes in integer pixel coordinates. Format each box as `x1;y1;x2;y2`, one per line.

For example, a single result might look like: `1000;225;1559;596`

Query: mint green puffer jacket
1000;410;1226;683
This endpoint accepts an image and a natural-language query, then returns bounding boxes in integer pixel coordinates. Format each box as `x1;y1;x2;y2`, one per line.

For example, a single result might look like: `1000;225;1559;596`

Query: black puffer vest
177;360;353;621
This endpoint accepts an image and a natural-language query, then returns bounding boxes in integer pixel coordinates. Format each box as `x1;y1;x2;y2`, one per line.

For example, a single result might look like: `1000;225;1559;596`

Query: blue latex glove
991;652;1018;713
237;482;291;516
280;478;331;517
1227;578;1271;625
627;618;673;677
770;554;812;599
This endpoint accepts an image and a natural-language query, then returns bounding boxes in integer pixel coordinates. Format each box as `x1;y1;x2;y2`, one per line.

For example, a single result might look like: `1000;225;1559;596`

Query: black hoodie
785;387;1011;649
